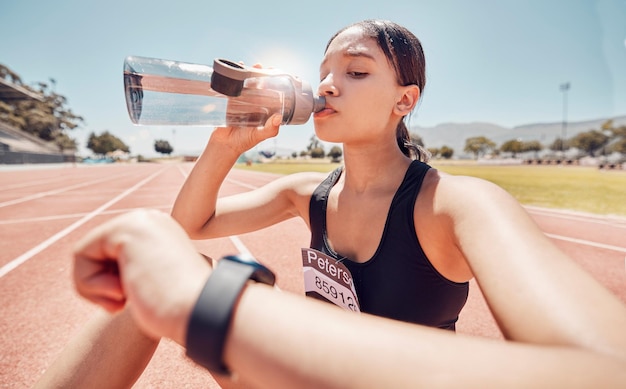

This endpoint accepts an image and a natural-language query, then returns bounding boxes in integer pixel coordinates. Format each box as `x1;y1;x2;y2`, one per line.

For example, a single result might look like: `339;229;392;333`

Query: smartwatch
185;254;276;375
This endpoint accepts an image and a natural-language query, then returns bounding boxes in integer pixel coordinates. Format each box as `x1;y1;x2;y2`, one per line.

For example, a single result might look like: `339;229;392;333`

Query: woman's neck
340;144;412;194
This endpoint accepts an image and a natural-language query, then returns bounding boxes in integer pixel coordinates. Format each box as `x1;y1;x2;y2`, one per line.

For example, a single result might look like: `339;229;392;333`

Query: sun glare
253;47;315;82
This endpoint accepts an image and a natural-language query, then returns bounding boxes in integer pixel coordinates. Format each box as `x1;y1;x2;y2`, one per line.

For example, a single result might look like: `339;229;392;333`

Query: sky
1;0;625;157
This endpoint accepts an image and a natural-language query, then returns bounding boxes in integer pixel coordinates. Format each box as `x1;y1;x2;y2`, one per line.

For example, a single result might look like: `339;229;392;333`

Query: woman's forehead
323;27;381;63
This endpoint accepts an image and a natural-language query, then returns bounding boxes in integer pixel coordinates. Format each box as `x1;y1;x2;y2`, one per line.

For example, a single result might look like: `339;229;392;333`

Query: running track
1;162;625;388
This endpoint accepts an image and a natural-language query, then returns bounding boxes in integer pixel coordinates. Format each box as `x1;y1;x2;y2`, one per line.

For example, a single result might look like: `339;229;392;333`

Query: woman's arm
227;283;625;389
434;173;626;359
171;118;279;238
33;308;159;389
73;209;626;389
171;117;321;239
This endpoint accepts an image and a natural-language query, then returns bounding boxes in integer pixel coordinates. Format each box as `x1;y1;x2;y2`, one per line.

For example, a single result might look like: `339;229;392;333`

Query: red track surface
1;162;625;388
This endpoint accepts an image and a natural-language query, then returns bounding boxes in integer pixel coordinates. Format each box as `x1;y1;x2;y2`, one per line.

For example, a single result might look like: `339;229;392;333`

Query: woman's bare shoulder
276;171;332;195
422;168;522;215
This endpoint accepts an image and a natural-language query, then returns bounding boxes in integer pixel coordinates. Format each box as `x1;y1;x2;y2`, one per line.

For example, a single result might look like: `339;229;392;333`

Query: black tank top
309;160;469;330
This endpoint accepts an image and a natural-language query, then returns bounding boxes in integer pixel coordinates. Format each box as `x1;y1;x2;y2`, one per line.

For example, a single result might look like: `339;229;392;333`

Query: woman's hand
210;113;281;156
209;62;282;155
73;209;211;345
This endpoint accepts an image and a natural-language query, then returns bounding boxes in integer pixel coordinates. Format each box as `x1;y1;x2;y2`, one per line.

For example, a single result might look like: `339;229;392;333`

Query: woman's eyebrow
344;47;376;60
319;47;376;72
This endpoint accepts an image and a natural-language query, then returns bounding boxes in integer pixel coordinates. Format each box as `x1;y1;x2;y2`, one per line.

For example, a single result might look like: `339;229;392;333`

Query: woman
35;19;626;388
171;19;470;330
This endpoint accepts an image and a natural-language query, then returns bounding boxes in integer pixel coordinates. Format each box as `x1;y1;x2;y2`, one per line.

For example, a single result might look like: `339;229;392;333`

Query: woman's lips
313;105;335;118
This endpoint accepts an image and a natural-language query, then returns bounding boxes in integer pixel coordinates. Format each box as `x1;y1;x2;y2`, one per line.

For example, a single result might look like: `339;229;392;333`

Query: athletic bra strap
309;166;343;249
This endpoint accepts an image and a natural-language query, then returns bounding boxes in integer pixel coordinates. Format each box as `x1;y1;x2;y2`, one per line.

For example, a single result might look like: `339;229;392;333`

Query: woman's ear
394;85;420;116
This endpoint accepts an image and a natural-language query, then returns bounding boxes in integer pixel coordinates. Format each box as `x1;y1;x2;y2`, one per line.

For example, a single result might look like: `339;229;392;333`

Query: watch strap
185;255;275;375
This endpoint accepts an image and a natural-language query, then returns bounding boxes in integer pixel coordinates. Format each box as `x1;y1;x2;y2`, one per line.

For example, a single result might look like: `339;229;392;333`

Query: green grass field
235;160;626;217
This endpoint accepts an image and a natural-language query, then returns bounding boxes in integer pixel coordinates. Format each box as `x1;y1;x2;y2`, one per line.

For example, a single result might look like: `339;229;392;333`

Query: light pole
559;82;570;152
172;128;176;156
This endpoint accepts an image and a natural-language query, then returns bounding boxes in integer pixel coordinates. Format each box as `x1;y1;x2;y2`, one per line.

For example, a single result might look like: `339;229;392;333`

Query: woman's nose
318;74;337;96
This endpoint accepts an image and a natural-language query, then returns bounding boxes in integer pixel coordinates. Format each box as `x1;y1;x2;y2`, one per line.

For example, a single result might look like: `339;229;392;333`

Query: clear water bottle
123;56;325;127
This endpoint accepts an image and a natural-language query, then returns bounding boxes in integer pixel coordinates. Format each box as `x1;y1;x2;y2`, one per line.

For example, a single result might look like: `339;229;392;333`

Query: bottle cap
211;59;248;97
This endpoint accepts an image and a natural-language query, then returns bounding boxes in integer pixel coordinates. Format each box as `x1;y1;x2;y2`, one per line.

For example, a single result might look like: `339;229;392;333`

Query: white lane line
0;176;68;191
0;171;138;208
226;178;259;190
545;233;626;253
176;164;188;178
525;206;626;228
228;235;252;257
176;166;257;257
0;205;172;225
0;168;165;279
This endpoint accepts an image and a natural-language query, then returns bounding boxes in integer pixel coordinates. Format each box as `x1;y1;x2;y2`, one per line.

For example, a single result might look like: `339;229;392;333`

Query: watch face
221;254;276;286
223;254;259;266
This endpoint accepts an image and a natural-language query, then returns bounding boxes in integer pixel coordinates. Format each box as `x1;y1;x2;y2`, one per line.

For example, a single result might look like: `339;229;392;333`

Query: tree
154;139;173;155
569;130;609;157
500;139;524;157
609;138;626;154
310;147;325;158
549;137;568;152
522;140;543;159
0;64;83;149
306;135;325;159
328;145;343;162
87;131;130;155
0;64;23;83
54;132;78;151
601;119;614;133
464;136;496;159
600;119;626;155
608;124;626;138
306;134;324;152
439;145;454;159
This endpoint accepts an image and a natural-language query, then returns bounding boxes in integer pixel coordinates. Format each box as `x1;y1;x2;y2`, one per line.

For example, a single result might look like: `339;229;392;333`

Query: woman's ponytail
397;120;430;162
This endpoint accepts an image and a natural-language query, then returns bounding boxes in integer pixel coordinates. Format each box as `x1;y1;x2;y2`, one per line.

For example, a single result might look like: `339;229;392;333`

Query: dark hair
326;20;429;161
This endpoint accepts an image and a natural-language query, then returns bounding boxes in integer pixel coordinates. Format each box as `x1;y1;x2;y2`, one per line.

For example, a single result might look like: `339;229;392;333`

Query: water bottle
123;56;325;127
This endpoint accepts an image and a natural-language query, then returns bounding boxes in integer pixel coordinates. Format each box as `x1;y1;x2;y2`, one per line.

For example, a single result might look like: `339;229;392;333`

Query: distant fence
523;158;579;166
0;150;70;164
522;158;625;170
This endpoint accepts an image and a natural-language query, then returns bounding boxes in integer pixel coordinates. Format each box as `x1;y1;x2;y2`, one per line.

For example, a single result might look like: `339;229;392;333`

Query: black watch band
185;254;275;375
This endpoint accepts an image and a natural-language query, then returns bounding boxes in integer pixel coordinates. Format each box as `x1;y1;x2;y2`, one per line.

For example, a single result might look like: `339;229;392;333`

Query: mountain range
411;115;626;157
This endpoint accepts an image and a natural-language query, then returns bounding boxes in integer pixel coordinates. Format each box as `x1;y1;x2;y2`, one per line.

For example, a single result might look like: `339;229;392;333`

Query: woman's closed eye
348;71;368;78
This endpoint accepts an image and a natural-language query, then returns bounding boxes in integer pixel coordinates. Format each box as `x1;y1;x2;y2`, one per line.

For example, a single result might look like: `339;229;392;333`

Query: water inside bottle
124;71;285;127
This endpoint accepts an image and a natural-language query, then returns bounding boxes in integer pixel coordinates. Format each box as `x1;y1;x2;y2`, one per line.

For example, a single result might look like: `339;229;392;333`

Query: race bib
301;248;360;312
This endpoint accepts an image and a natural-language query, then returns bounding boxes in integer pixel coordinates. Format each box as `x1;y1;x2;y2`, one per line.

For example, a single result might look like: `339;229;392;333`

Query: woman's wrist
184;256;276;375
171;269;211;346
207;128;254;158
